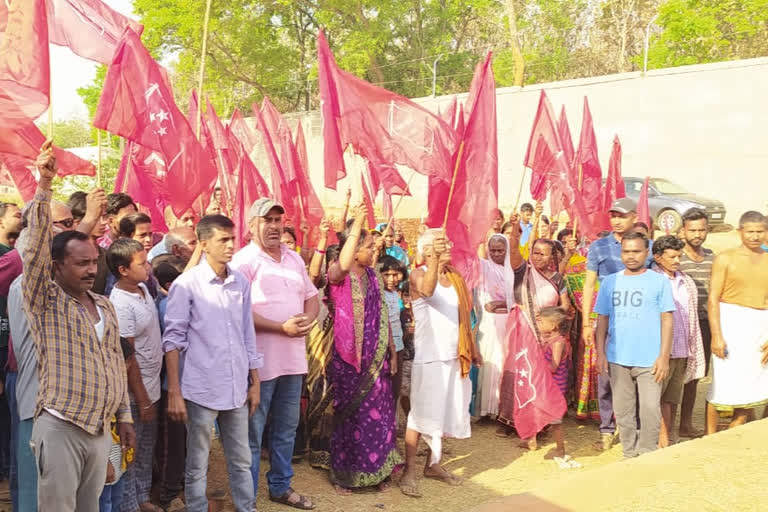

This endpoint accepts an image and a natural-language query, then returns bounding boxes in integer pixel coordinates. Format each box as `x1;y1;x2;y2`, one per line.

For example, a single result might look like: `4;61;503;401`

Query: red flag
0;0;49;128
231;137;270;249
94;28;218;216
360;173;376;230
637;176;651;229
382;190;393;221
502;308;567;440
229;108;257;156
558;106;574;169
523;91;570;202
113;142;170;233
317;31;458;190
438;96;458;128
603;135;626;211
427;104;465;232
293;121;325;246
204;98;237;211
428;53;497;289
252;101;286;204
46;0;144;65
573;97;603;213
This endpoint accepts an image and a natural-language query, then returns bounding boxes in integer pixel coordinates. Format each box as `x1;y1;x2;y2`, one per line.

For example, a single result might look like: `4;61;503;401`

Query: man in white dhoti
706;211;768;433
400;229;480;498
476;234;516;418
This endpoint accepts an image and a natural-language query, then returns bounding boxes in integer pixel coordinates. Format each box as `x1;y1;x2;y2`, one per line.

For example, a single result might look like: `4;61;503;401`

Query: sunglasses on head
53;218;75;228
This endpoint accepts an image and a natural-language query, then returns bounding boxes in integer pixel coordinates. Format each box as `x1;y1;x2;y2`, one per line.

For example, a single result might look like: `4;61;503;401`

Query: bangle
142;404;153;410
315;249;326;255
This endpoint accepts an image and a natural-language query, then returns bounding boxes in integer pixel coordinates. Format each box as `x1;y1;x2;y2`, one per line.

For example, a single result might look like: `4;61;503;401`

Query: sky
49;0;136;121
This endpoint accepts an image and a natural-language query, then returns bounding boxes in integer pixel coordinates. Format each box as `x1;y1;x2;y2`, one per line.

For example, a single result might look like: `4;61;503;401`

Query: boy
378;256;406;404
107;239;163;512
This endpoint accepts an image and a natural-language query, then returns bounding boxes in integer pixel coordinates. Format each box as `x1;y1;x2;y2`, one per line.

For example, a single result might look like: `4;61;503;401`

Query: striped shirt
679;248;714;320
23;188;131;434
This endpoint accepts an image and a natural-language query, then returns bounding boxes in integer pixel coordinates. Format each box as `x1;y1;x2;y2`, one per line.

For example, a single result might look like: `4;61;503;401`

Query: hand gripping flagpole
441;141;465;230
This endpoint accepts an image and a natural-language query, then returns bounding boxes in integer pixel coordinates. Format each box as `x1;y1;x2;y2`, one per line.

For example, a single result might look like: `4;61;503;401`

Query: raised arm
708;253;728;359
22;143;57;316
409;233;445;300
76;188;106;236
339;187;352;231
308;219;330;287
506;212;524;270
328;203;365;284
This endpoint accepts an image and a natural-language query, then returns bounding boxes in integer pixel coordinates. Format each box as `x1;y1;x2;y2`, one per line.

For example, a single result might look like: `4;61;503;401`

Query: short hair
539;306;570;335
520;203;534;213
417;228;443;256
598;230;612;238
739;211;765;228
119;212;152;238
682;208;708;226
164;227;194;253
196;214;235;241
621;231;648;245
282;226;297;243
501;220;514;233
540;215;550;225
214;186;222;192
51;230;91;262
556;228;573;243
338;224;368;249
106;238;144;278
377;255;405;275
633;221;649;232
652;235;685;256
491;208;505;221
152;254;186;289
66;191;88;221
106;192;137;216
326;244;341;266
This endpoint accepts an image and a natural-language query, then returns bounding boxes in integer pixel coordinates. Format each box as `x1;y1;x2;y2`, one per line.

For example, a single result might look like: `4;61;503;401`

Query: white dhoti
476;312;507;417
407;358;471;465
707;302;768;409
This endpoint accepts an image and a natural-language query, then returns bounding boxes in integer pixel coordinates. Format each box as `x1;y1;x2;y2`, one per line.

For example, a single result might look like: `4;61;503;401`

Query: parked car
622;177;727;233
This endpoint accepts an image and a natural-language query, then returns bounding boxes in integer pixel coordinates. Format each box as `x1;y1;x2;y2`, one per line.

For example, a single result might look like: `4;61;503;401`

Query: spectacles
53;218;75;228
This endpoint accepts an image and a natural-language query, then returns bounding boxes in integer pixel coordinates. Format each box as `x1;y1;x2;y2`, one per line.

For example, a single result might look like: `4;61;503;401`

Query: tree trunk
505;0;525;86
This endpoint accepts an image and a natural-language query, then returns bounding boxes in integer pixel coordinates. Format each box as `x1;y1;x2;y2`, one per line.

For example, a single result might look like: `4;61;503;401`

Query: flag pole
384;170;417;235
196;0;213;140
573;163;583;236
512;166;527;213
442;141;465;230
96;130;102;187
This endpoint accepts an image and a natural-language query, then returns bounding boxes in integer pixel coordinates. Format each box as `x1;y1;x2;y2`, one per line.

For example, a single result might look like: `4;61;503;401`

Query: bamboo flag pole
572;163;583;236
512;166;527;213
196;0;213;140
441;141;465;230
383;170;417;235
96;130;102;187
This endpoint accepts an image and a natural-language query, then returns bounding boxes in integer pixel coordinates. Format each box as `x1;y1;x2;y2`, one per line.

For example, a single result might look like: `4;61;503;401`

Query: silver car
623;177;727;232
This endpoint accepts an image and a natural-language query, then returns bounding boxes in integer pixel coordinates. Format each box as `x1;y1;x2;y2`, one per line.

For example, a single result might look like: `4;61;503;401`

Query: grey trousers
608;363;662;458
30;411;111;512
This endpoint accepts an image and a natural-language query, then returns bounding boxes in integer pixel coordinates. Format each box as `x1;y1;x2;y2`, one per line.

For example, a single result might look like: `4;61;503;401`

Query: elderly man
400;229;479;498
232;198;319;510
24;143;134;511
147;226;197;263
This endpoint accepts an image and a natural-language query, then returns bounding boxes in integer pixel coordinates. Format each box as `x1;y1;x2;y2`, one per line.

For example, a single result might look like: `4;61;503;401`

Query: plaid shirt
22;189;131;434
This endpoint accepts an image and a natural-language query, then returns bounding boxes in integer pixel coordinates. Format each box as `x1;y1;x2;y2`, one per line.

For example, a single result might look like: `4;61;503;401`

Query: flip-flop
269;487;316;510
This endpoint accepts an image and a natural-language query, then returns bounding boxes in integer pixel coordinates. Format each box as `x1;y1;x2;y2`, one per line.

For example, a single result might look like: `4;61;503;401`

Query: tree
35;119;94;148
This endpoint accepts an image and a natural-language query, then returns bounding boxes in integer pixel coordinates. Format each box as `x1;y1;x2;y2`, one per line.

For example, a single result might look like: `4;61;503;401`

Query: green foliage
35;119;93;149
645;0;768;68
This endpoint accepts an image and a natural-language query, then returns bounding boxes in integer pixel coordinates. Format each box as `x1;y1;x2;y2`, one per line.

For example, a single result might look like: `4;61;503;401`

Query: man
68;190;110;294
0;203;22;251
231;198;318;509
163;214;262;512
147;226;198;263
706;211;768;433
400;229;479;498
24;144;134;511
582;197;650;450
678;208;715;438
99;192;137;249
518;202;535;246
651;236;705;447
595;232;675;458
119;212;154;252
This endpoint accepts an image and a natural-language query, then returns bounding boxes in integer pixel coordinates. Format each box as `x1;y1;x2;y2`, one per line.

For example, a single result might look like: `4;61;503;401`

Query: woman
476;234;516;418
478;209;506;259
326;204;402;494
557;229;601;420
497;234;571;434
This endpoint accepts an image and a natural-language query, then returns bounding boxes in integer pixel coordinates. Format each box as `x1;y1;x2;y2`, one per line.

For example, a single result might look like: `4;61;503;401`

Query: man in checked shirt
24;142;135;512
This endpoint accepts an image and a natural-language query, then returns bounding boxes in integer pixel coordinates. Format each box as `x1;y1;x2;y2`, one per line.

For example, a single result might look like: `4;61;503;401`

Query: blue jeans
6;372;18;511
249;374;302;498
98;477;125;512
17;418;37;512
598;373;616;434
185;401;253;512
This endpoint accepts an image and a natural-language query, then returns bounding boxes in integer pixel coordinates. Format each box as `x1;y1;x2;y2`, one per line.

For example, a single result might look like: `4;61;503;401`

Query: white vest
412;282;459;364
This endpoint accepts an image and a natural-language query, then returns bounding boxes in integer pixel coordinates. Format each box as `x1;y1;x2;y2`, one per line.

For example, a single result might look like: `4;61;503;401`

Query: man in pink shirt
232;198;319;510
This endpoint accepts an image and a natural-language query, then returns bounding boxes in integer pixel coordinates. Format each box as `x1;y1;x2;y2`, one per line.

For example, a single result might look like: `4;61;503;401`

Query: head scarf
483;233;516;311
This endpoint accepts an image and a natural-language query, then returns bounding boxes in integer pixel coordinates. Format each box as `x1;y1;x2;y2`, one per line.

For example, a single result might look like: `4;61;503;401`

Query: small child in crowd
377;256;406;405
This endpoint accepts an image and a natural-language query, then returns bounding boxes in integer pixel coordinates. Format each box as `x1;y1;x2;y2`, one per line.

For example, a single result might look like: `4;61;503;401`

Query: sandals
269;487;316;510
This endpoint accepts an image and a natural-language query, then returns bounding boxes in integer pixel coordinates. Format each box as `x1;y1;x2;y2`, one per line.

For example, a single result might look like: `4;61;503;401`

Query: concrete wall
283;57;768;223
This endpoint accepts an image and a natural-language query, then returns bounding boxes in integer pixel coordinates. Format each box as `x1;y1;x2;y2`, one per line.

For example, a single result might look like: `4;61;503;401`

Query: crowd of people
0;145;766;512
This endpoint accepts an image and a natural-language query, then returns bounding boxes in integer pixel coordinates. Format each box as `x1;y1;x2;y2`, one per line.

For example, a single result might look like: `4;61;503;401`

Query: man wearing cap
232;198;319;510
582;197;652;451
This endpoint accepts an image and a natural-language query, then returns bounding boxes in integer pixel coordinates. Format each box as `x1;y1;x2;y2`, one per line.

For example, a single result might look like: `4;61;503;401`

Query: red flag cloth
252;102;287;204
558;105;574;168
229;108;257;156
204;98;237;211
524;91;568;201
0;0;49;128
361;173;376;230
589;134;627;234
293;121;325;247
438;96;458;129
113;142;170;233
426;104;465;232
317;31;458;190
46;0;144;65
94;28;218;217
382;190;393;221
573;97;603;213
637;176;651;229
502;307;567;440
231;136;270;249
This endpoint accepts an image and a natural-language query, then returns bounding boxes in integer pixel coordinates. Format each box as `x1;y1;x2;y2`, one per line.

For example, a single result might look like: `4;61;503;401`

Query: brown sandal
269;487;316;510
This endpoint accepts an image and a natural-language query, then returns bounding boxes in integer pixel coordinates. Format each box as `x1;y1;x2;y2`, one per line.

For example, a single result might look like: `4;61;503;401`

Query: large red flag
637;176;651;229
46;0;144;65
573;97;603;213
252;101;286;204
229;108;257;156
317;31;458;190
603;135;626;211
94;28;218;216
558;106;574;167
204;98;237;211
231;136;270;249
0;0;49;128
438;96;458;129
523;91;569;201
113;142;170;233
502;307;567;440
360;173;376;230
293;121;325;246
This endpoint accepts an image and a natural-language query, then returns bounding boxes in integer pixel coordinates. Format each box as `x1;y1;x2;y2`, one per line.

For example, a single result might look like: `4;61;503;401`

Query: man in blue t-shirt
594;231;675;459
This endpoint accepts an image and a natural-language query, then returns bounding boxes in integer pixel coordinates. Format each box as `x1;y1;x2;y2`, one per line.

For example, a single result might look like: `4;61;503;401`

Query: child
536;306;572;461
377;255;406;405
398;281;415;419
151;254;186;332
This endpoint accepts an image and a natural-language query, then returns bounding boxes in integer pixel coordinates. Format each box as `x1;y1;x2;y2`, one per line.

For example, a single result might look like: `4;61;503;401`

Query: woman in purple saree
327;204;402;494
